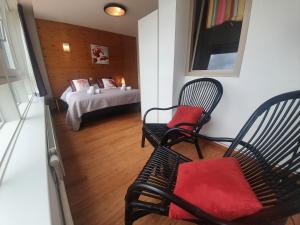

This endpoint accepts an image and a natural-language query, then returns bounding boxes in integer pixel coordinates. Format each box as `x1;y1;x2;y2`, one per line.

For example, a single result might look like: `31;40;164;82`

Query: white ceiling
20;0;158;37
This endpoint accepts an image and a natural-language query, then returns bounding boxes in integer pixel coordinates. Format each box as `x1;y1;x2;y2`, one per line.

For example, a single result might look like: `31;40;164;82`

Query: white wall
157;0;194;123
158;0;177;122
138;10;159;122
139;0;192;123
172;0;191;106
186;0;300;139
139;0;300;135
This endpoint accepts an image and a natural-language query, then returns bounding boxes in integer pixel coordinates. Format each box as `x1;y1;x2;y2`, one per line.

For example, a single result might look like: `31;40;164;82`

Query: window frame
0;3;35;112
0;111;4;128
1;10;18;72
186;0;253;77
0;0;37;183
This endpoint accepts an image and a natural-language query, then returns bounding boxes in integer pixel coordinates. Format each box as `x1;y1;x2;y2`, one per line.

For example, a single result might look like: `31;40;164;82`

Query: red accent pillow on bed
167;106;204;130
169;158;263;221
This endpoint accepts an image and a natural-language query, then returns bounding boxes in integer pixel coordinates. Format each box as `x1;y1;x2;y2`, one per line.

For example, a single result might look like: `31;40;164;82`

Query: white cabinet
138;10;159;123
138;0;192;123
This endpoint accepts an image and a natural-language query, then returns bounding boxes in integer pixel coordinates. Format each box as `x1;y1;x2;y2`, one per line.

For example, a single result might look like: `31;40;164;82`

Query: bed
61;87;140;131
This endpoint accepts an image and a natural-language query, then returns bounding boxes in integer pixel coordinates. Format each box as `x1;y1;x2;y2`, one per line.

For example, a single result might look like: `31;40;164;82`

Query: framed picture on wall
91;44;109;64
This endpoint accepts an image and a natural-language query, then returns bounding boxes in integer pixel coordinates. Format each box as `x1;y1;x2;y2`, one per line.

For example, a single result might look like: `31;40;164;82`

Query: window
0;0;38;180
0;1;36;115
1;19;15;70
187;0;252;76
207;52;237;70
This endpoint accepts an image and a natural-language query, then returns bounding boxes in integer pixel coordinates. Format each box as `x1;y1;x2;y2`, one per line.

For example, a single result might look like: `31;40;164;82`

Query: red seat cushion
169;158;263;221
167;106;204;131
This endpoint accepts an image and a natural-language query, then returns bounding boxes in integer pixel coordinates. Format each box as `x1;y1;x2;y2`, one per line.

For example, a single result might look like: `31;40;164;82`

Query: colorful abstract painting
91;44;109;64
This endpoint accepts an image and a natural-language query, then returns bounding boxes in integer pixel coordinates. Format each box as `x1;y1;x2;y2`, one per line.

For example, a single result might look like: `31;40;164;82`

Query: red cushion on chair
169;158;263;221
167;106;204;130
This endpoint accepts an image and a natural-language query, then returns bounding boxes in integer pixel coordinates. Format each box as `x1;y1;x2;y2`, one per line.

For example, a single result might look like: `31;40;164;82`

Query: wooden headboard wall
36;19;138;97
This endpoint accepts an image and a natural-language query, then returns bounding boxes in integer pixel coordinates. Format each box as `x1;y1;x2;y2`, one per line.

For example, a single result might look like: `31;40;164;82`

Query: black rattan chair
126;90;300;225
142;78;223;158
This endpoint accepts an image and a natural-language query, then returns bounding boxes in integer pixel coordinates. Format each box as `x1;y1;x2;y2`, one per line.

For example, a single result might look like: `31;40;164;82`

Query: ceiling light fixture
104;3;126;17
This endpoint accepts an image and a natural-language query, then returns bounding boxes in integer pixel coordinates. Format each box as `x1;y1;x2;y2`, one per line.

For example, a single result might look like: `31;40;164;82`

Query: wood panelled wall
36;19;138;97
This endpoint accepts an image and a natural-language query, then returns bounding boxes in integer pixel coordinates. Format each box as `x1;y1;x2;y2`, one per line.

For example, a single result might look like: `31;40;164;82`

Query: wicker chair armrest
197;134;254;151
160;127;196;145
143;105;179;124
128;183;238;225
197;134;235;143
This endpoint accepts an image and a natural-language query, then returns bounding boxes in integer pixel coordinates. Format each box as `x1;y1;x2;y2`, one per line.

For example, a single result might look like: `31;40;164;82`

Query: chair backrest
178;78;223;112
224;91;300;221
178;78;223;130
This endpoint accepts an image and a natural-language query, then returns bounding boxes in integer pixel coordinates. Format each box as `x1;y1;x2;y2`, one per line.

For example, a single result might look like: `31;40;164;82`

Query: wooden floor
53;111;299;225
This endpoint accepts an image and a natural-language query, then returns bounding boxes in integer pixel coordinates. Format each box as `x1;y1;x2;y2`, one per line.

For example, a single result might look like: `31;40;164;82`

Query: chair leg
141;132;146;148
125;207;133;225
125;197;134;225
195;140;204;159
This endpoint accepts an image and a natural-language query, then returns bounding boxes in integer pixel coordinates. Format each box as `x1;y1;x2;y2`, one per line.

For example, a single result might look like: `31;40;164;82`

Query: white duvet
61;87;140;131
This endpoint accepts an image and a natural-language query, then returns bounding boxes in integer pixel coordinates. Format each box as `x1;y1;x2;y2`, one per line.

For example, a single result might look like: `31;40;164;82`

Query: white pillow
71;79;91;91
87;86;95;95
60;86;72;102
102;78;117;89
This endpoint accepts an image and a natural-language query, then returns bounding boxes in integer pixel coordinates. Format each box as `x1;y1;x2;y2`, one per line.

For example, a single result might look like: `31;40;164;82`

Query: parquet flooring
53;112;299;225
